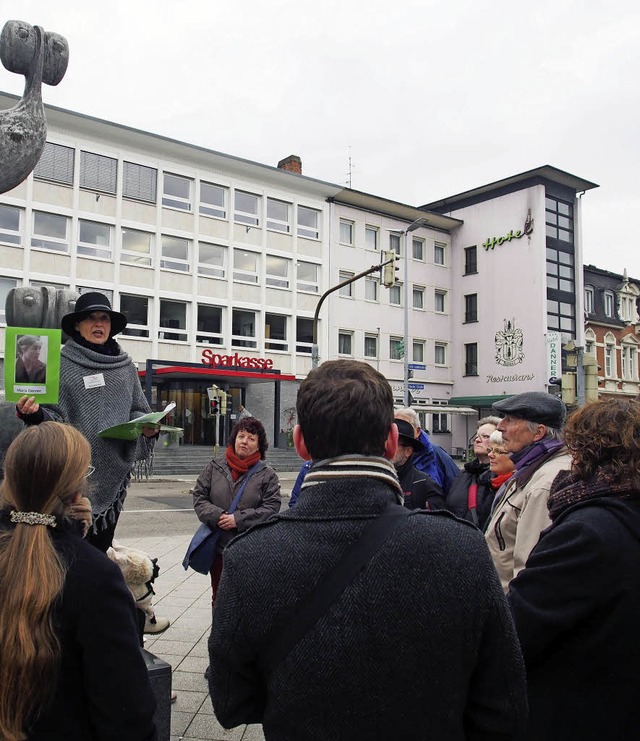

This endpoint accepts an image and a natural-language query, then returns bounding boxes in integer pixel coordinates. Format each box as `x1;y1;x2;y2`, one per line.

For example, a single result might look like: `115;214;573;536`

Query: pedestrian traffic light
211;398;219;415
382;250;399;288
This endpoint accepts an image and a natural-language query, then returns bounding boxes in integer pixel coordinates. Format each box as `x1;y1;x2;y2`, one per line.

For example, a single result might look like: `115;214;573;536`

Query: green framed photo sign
4;327;62;403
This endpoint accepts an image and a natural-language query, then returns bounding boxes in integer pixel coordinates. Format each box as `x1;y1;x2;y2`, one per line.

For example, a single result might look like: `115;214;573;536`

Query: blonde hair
0;422;90;740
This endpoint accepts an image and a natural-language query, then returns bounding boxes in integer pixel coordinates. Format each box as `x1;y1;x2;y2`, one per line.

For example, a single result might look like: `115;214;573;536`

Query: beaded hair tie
10;511;57;528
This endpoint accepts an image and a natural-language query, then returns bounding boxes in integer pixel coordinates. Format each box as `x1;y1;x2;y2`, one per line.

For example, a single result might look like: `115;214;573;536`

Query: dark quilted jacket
209;472;527;740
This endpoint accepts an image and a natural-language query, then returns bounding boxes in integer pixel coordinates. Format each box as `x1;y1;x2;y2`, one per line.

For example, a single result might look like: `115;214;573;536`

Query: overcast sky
4;1;640;275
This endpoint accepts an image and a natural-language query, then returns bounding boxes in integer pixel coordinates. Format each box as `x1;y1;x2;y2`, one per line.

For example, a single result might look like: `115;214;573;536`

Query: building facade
583;265;640;399
423;168;597;440
0;92;599;452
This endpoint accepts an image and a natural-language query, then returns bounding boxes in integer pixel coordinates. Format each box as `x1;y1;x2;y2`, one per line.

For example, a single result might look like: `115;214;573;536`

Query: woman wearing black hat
16;292;157;554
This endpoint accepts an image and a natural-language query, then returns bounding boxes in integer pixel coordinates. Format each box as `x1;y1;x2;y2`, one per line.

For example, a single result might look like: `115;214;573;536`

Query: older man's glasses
85;465;95;478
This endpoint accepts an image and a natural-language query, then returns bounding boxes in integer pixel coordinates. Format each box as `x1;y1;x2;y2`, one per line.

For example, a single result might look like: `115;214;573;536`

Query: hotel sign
482;216;533;251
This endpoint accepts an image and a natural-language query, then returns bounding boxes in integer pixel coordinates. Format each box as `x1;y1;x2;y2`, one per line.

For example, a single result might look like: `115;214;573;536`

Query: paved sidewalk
122;531;263;741
121;475;298;740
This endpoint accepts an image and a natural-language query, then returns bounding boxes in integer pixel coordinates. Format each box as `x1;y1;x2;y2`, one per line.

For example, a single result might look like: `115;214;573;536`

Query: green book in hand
98;402;183;441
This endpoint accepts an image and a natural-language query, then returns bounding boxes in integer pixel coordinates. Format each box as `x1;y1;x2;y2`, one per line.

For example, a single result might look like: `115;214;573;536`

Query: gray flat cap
492;392;566;428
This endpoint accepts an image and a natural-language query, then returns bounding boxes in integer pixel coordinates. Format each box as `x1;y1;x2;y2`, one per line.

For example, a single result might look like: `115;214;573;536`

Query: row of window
586;335;640;381
336;331;449;366
604;342;639;380
339;219;447;263
0;276;316;352
33;142;321;238
337;333;479;376
337;271;448;311
545;196;574;244
0;206;320;291
584;286;638;323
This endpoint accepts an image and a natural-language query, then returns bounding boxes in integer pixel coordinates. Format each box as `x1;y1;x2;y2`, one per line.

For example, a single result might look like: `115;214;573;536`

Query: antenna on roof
346;146;354;188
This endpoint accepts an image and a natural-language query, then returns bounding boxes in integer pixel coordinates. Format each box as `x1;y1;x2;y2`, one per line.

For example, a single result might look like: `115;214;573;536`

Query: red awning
138;365;296;384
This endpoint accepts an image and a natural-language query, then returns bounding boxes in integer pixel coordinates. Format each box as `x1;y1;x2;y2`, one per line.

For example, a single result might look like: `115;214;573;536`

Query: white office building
0;91;597;452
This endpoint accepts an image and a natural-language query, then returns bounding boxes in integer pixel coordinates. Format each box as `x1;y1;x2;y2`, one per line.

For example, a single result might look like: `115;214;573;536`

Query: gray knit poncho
43;340;153;527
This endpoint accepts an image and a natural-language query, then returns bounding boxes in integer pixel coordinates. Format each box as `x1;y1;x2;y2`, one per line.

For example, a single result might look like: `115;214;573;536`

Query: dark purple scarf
547;466;636;521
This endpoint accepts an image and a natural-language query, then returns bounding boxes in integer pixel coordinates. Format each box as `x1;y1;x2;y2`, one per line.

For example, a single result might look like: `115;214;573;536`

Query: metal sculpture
0;19;69;193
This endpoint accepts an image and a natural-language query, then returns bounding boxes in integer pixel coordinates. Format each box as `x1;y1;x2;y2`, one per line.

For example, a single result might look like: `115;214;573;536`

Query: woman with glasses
0;422;156;741
446;416;501;529
486;430;515;519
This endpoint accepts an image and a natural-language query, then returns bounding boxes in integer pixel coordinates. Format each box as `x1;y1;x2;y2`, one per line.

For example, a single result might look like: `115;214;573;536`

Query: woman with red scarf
487;431;515;487
485;430;516;526
192;417;281;607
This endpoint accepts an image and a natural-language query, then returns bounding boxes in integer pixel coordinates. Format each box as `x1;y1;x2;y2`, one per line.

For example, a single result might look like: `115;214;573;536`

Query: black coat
508;497;640;741
446;459;494;529
0;515;157;740
209;468;527;740
395;457;447;511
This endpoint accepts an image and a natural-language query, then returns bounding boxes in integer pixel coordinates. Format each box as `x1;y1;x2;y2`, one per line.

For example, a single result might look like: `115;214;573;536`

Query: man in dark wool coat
208;360;527;740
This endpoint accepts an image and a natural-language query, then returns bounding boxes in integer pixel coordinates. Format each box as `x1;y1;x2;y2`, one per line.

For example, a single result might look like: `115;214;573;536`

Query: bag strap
227;461;264;515
467;482;479;526
261;502;410;675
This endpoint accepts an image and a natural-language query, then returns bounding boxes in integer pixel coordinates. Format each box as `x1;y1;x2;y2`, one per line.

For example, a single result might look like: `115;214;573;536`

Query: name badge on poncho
83;373;105;389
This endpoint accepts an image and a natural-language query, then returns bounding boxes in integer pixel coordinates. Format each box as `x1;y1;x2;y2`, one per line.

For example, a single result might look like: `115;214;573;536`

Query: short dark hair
563;398;640;485
229;417;268;459
296;360;394;459
17;335;42;352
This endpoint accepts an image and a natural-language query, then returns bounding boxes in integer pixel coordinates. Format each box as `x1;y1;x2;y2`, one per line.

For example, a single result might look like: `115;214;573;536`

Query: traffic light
382;250;399;288
211;397;219;415
219;391;227;416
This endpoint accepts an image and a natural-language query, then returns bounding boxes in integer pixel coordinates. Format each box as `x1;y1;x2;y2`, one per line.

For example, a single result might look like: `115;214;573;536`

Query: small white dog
106;540;162;626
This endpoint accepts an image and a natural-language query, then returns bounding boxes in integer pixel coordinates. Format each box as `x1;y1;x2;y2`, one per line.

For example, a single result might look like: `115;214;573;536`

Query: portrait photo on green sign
4;327;62;403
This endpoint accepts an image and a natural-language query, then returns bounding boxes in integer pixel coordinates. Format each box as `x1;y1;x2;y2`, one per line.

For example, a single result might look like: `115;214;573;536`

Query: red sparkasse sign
201;349;274;370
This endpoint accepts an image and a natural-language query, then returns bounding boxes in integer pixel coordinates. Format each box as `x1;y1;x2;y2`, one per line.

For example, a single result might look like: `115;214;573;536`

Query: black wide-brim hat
61;292;127;338
394;418;425;452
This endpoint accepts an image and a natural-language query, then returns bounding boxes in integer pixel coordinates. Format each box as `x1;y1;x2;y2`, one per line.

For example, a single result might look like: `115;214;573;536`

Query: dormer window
604;291;615;318
584;286;594;314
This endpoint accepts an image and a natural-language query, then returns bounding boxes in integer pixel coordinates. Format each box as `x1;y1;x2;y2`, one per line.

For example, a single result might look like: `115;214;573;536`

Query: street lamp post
311;257;397;369
394;217;429;407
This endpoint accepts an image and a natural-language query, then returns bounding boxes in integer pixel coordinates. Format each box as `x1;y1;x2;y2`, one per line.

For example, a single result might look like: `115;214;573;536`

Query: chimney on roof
277;155;302;174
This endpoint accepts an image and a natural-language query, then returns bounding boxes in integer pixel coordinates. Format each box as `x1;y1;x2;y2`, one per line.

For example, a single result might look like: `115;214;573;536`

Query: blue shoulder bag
182;461;264;574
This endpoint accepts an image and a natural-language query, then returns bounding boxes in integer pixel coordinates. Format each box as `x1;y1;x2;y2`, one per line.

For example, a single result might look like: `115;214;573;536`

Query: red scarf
491;472;513;490
225;446;261;481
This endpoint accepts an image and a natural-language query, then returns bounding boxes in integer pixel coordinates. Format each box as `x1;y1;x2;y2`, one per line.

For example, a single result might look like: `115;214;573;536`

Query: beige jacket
485;448;571;592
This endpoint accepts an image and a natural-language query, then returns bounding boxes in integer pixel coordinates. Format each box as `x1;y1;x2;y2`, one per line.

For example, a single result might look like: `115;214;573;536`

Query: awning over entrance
420;405;478;416
448;395;513;407
138;364;296;384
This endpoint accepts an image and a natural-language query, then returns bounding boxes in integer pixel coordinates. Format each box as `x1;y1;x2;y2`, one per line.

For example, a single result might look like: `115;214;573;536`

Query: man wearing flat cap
485;391;571;592
392;419;446;511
